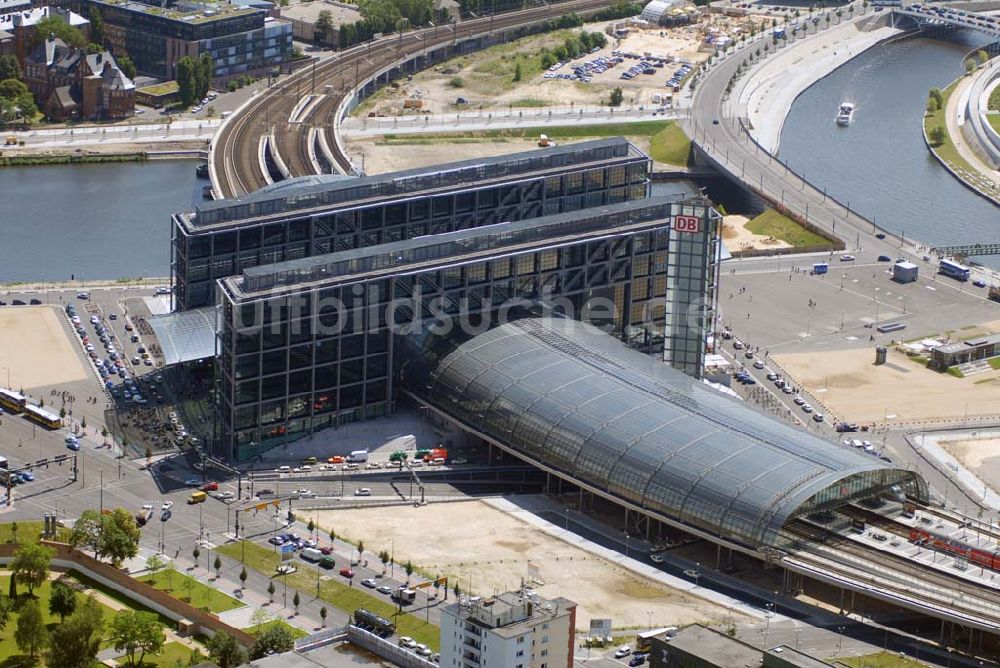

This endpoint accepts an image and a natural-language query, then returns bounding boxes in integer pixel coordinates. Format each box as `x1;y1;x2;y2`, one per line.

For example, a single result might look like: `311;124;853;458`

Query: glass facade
399;317;929;549
214;199;698;462
87;0;289;78
171;138;651;310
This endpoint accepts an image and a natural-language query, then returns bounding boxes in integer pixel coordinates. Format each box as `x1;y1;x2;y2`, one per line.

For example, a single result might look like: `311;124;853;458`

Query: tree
513;61;523;82
177;56;197;107
88;6;105;46
929;125;945;145
307;519;314;534
328;528;336;543
8;574;15;599
926;96;939;113
214;555;222;578
9;522;17;544
0;78;38;124
978;49;989;66
356;540;364;559
267;581;275;602
320;606;327;627
109;611;165;668
32;16;85;48
239;566;247;588
250;608;272;633
102;509;141;567
609;86;624;107
197;52;213;99
0;55;19;81
0;595;12;634
315;9;334;42
404;560;414;578
292;591;300;614
14;599;47;657
11;542;53;595
49;580;77;621
928;87;943;109
145;553;165;576
207;632;246;668
250;622;294;660
46;595;103;668
193;546;201;564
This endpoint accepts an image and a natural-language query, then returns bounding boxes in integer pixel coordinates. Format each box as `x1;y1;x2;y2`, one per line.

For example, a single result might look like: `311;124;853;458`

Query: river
0;160;201;283
779;34;999;264
3;38;998;286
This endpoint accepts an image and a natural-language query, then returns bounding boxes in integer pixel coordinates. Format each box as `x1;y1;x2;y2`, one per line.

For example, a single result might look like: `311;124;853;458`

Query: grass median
217;541;440;650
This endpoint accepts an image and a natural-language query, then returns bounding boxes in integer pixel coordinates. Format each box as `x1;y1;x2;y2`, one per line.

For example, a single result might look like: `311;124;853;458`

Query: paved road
686;11;946;272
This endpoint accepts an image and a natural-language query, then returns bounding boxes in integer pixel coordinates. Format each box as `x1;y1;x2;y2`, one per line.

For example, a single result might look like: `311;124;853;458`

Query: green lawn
115;641;205;668
217;541;440;650
649;122;691;166
837;651;931;667
923;82;979;175
0;522;71;545
745;209;831;248
250;619;308;640
988;113;1000;135
381;120;675;143
945;366;965;378
0;575;120;666
140;569;243;614
988;357;1000;369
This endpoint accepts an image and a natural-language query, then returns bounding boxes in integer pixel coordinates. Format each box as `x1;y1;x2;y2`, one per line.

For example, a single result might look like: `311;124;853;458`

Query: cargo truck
391;588;416;605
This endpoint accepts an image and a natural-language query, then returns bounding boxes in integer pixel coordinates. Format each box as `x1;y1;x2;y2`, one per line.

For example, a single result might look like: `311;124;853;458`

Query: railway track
784;519;1000;625
212;0;615;198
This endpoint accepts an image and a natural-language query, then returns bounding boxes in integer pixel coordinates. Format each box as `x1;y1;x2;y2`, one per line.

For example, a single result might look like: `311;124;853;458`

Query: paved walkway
740;12;901;152
944;72;1000;191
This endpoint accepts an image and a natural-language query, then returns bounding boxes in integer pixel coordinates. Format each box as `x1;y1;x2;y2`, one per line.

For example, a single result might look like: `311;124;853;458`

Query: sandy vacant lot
940;437;1000;474
721;214;790;252
0;307;87;391
315;501;739;629
774;347;1000;425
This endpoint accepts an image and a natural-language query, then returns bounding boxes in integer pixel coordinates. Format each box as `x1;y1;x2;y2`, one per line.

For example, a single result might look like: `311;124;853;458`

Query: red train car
909;527;1000;571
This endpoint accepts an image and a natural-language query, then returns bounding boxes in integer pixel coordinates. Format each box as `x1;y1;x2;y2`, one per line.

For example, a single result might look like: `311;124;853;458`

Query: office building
213;197;717;461
439;589;576;668
171;138;653;310
86;0;292;81
648;624;835;668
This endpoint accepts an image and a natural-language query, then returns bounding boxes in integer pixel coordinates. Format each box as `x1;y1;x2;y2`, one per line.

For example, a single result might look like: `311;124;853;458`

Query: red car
339;567;354;578
320;546;333;555
200;482;219;492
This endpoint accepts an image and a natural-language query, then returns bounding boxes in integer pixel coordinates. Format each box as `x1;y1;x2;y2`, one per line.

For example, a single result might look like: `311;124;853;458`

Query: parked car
339;567;354;578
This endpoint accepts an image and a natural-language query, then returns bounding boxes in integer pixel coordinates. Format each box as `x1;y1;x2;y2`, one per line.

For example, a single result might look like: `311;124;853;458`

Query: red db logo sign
674;215;700;233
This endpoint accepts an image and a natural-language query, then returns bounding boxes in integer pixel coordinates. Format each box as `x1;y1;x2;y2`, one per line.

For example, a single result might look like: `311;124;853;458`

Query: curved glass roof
401;317;926;548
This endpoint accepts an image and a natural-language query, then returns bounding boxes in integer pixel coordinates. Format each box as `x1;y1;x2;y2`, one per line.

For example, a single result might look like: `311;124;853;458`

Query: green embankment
745;209;830;247
836;651;931;668
0;154;147;167
141;568;243;614
379;120;692;165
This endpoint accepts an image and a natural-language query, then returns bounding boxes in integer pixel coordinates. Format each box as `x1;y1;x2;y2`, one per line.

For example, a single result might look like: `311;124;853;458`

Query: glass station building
171;139;653;310
213;197;718;462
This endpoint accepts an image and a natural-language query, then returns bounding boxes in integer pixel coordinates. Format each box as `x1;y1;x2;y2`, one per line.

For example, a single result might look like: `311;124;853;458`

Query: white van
429;457;445;466
301;547;323;562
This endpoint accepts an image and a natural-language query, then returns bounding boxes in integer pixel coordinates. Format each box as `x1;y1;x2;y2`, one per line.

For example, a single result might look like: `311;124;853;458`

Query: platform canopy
402;317;927;548
147;306;217;365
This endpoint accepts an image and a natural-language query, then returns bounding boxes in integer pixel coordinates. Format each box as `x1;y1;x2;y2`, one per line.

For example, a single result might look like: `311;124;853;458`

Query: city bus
0;388;26;414
636;627;678;652
23;405;62;430
939;259;971;282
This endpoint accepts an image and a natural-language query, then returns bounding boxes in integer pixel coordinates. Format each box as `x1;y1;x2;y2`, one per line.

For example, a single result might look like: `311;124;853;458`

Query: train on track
909;527;1000;571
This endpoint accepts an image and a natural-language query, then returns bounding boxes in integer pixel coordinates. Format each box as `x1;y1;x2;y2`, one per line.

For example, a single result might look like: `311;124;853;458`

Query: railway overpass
209;0;617;199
